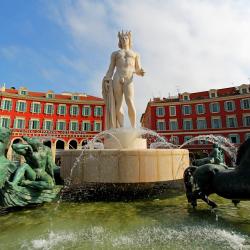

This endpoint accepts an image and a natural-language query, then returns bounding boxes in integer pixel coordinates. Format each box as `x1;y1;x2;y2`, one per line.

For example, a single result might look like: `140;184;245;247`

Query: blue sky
0;1;86;92
1;0;250;121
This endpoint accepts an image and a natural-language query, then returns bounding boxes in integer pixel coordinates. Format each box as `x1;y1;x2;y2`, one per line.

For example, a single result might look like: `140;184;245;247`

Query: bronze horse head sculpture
184;138;250;208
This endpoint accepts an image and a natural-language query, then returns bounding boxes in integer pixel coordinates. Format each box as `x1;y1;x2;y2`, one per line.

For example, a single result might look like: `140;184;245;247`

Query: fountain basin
60;149;189;184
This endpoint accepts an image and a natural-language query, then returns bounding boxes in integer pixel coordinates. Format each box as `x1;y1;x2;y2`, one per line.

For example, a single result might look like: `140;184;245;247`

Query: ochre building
0;86;105;162
141;84;250;151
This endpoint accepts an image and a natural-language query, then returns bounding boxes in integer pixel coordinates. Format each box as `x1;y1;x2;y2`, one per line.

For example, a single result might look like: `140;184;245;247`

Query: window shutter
240;100;243;109
224;102;227;111
31;103;34;113
9;101;12;111
16;102;19;111
232;101;235;111
29;120;32;129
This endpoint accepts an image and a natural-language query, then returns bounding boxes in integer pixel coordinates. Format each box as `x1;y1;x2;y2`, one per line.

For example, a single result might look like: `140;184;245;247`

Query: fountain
1;31;250;250
59;31;189;199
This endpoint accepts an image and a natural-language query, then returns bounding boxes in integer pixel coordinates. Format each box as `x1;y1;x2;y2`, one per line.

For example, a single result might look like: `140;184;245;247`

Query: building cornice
158;128;250;135
149;93;250;107
0;92;104;105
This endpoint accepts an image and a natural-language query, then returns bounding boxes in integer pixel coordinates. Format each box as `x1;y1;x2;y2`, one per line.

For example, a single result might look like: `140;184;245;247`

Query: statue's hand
103;76;111;92
137;68;145;77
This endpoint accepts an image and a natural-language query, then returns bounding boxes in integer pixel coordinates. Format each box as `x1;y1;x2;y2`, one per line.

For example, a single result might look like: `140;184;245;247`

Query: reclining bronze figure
0;127;60;208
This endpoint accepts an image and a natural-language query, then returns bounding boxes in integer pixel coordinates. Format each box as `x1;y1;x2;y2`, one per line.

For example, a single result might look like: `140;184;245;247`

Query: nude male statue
102;31;145;129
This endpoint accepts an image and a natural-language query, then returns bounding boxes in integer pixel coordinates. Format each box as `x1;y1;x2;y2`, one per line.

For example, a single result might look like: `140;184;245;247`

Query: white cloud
48;0;250;125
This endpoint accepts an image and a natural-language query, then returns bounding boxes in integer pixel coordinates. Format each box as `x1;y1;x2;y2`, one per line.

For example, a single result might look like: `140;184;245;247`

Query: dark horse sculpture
184;138;250;208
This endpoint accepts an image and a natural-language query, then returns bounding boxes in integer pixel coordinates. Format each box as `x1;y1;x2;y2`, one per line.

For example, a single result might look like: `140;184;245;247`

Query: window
31;102;41;114
94;121;102;132
239;85;249;94
1;99;12;111
170;136;179;145
229;134;240;144
82;121;91;131
46;93;54;99
243;115;250;127
43;120;53;130
183;95;189;101
211;117;222;129
210;103;220;113
209;90;217;98
44;104;54;114
0;117;10;128
16;101;26;112
184;136;193;144
169;106;176;116
82;106;91;116
94;106;103;117
57;104;66;115
70;105;79;116
169;120;178;130
29;120;40;130
226;116;237;128
224;101;235;112
245;133;250;140
183;119;193;130
196;104;205;114
156;107;165;117
156;120;166;131
72;95;79;101
242;88;248;94
197;119;207;129
241;99;250;110
57;121;66;131
182;105;191;115
14;118;25;129
70;121;79;131
19;89;27;95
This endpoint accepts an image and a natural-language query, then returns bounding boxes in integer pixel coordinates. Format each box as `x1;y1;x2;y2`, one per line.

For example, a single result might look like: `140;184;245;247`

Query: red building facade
0;86;105;162
141;84;250;151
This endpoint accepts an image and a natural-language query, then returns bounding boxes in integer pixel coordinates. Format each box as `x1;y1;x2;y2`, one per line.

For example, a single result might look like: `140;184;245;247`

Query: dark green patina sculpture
184;140;250;208
0;127;60;208
192;143;226;167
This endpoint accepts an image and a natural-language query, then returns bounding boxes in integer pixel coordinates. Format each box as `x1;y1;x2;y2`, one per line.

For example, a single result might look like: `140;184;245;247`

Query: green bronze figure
192;143;226;167
0;128;60;208
184;139;250;208
12;136;55;190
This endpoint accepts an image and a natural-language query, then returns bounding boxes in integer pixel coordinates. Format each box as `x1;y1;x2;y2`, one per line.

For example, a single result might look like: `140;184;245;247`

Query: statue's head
213;143;219;148
118;31;132;49
22;136;42;151
0;127;11;145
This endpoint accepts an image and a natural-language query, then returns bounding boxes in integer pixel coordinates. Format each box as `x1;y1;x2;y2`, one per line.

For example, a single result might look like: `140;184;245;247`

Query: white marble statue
102;31;145;129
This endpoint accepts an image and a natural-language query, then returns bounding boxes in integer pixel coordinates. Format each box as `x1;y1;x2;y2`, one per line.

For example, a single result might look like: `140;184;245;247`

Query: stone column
51;141;56;163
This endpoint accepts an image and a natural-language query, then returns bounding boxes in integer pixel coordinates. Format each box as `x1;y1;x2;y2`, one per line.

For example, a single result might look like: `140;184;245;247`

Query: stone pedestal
60;149;189;184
